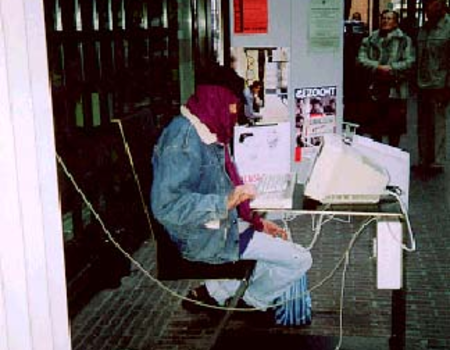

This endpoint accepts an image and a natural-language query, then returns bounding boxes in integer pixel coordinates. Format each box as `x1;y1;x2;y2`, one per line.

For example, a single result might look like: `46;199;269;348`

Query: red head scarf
186;85;239;145
185;84;263;231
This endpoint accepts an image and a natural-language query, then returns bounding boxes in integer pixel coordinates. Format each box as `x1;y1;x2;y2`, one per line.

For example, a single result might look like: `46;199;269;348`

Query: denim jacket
151;108;240;264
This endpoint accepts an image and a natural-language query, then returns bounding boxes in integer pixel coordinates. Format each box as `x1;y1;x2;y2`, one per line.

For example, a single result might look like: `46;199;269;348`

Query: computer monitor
304;133;389;204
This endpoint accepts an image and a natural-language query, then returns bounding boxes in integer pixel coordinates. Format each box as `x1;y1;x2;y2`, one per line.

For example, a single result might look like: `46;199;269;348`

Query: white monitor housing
304;133;389;204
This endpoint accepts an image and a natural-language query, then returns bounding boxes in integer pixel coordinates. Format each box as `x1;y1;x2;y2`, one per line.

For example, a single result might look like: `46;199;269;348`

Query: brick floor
70;97;450;350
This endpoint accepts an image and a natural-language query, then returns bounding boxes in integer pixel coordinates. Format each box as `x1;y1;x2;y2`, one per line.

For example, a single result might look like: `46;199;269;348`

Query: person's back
417;2;450;90
151;112;241;263
415;0;450;174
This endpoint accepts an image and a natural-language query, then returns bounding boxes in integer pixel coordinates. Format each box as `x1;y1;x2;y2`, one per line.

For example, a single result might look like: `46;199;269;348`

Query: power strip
376;220;403;289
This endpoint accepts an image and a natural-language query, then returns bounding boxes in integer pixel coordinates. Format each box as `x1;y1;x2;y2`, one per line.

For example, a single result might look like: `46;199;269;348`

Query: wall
230;0;344;172
0;0;71;349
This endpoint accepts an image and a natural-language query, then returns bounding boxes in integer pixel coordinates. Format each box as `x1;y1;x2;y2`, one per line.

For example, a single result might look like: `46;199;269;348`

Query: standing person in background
347;12;368;35
357;10;415;147
352;11;362;21
416;0;450;175
343;11;369;129
243;80;263;123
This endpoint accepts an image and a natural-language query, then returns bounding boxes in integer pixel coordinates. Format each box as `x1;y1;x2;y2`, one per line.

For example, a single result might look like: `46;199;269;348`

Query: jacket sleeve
390;36;415;80
357;37;379;73
151;133;229;229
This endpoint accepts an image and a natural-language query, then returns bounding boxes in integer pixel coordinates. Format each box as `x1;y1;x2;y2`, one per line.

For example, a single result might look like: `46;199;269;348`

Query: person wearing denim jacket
151;67;312;311
151;113;241;263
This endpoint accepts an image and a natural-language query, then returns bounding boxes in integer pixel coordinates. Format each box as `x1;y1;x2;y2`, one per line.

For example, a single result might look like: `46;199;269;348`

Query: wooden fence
42;0;180;316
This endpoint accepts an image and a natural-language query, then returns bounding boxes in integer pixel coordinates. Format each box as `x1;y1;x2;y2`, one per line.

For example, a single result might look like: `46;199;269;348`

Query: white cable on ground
56;152;379;315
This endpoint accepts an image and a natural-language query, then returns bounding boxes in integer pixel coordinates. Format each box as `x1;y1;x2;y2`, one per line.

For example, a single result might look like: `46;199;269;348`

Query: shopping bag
274;274;312;326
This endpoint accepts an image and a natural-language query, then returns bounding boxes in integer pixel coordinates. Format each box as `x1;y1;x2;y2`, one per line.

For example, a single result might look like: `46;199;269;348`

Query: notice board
230;0;344;173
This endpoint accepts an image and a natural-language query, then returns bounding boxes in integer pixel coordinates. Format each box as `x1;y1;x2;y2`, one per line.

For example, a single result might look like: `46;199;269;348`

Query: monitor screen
304;134;389;204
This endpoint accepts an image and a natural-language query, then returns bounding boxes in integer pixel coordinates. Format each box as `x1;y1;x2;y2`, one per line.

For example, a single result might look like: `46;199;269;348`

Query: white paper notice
233;122;291;184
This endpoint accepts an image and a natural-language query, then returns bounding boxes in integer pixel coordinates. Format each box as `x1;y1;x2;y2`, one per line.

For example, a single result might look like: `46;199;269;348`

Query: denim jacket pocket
183;227;228;262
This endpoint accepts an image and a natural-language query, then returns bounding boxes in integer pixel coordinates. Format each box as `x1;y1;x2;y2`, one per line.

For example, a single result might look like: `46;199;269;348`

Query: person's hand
261;219;288;240
377;65;392;79
227;184;256;210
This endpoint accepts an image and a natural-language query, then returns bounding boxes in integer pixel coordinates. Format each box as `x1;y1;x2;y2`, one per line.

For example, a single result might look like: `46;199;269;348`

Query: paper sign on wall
309;0;341;51
233;122;291;184
234;0;268;34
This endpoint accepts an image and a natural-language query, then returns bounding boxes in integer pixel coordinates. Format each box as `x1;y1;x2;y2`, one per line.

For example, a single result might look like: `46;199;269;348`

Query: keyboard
250;173;296;209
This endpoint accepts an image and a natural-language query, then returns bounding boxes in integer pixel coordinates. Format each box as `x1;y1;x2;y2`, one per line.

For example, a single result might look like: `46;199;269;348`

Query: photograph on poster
230;46;289;124
295;86;337;147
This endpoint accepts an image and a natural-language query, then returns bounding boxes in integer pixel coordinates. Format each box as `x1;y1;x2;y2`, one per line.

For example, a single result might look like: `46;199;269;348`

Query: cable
306;204;350;251
307;213;326;250
56;151;399;350
385;188;416;252
309;217;377;293
270;217;377;350
335;252;350;350
111;118;155;240
55;152;257;312
270;217;378;307
57;151;381;317
56;122;401;328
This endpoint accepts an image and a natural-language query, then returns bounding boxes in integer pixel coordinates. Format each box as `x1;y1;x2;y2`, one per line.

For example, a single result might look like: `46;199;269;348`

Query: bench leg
207;278;250;350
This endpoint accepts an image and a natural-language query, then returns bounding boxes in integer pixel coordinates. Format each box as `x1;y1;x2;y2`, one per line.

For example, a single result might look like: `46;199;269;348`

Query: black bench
152;220;256;349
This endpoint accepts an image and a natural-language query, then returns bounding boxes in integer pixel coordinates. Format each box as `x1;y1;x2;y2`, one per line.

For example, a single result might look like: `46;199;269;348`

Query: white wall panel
230;0;344;171
0;0;71;349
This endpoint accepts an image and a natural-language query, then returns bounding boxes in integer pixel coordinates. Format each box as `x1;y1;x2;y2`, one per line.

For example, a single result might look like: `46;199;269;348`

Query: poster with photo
230;46;289;123
294;86;337;148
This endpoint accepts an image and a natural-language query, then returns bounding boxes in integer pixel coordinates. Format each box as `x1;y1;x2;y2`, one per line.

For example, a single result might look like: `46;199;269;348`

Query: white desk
254;140;412;350
256;199;408;350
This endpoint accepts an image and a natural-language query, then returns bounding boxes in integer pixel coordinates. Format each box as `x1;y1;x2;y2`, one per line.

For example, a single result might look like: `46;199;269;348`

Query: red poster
234;0;268;34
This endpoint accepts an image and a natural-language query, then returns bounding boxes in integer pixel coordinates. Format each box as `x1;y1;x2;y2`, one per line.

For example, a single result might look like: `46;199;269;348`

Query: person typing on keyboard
227;183;288;240
151;63;312;316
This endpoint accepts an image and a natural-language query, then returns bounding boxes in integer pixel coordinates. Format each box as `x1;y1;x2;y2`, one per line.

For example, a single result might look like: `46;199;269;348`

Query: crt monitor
304;133;389;204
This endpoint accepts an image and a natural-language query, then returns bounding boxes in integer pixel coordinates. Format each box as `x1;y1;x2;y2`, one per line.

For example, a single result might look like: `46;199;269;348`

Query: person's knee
291;248;313;274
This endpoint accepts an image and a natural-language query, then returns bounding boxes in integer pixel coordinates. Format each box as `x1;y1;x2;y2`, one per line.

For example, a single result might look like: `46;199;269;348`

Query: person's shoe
231;300;276;325
246;307;276;327
181;285;220;314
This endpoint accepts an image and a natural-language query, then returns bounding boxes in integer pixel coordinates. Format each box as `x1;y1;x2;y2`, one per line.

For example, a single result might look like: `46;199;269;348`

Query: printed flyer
294;86;337;148
233;122;291;184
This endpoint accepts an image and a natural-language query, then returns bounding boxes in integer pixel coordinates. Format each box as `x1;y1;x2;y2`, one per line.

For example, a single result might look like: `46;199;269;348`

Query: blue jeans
205;231;313;310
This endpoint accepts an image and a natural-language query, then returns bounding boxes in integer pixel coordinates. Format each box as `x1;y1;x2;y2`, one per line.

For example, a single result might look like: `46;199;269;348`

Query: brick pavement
70;97;450;350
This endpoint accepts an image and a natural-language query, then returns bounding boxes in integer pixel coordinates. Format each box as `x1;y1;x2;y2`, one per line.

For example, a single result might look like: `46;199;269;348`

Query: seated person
243;80;263;122
150;64;312;313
